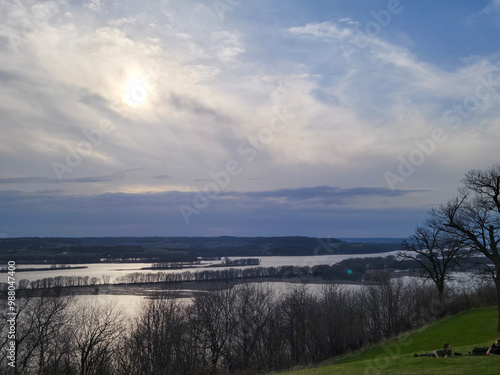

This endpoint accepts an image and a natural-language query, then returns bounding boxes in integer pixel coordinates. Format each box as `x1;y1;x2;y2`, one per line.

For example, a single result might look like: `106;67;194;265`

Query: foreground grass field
280;306;500;375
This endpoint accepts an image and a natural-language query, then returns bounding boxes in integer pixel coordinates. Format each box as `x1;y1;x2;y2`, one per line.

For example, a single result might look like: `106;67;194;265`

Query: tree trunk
496;278;500;332
437;278;444;302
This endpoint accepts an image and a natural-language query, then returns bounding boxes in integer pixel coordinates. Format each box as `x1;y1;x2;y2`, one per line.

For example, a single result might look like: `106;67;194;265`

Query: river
15;251;399;284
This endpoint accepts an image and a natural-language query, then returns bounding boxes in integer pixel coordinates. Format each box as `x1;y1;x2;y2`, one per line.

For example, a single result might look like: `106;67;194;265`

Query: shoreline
12;276;371;298
6;266;88;272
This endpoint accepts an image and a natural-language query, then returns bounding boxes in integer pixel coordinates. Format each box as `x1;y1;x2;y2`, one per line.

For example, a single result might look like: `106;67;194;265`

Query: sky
0;0;499;238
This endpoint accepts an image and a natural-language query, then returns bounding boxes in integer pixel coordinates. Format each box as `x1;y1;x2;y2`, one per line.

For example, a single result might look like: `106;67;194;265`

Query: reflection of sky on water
72;282;361;318
71;295;147;321
17;251;399;283
60;272;491;320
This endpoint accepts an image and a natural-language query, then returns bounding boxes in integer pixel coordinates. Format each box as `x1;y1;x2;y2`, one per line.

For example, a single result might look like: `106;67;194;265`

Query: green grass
280;306;500;375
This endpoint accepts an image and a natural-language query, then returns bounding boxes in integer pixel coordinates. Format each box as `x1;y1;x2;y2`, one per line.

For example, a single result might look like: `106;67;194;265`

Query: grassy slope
280;306;500;375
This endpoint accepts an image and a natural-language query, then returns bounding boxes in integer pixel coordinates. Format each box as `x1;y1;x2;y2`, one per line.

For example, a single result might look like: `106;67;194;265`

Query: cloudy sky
0;0;499;238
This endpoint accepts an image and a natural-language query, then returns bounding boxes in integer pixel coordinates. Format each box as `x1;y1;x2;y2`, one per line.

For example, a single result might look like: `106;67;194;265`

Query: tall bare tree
431;164;500;330
1;293;74;375
124;293;186;375
228;284;275;371
189;286;238;371
73;302;124;375
400;224;465;299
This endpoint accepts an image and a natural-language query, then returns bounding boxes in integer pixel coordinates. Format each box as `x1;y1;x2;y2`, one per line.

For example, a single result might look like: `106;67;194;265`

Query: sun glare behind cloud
124;78;149;106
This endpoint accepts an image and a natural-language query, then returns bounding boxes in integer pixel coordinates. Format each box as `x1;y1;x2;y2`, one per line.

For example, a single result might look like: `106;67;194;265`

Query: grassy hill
280;306;500;375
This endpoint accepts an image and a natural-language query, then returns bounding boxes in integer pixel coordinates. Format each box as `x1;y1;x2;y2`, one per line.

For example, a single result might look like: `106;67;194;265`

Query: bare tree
431;164;500;330
400;223;465;299
124;293;186;375
0;297;35;375
73;302;124;375
362;272;406;341
227;284;275;371
279;285;321;365
1;293;74;375
319;285;364;356
189;285;238;371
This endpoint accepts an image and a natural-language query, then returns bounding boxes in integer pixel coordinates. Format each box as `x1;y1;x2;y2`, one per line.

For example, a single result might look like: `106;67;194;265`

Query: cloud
284;18;500;166
338;17;360;26
463;0;500;24
481;0;500;15
0;172;129;185
0;1;499;236
0;69;19;82
152;174;173;180
0;0;258;191
287;22;352;40
210;31;245;61
0;187;427;237
242;185;425;203
84;0;101;13
2;1;497;196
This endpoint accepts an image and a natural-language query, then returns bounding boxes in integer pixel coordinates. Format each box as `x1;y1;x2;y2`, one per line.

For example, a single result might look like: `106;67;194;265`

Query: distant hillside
339;237;406;243
0;236;402;263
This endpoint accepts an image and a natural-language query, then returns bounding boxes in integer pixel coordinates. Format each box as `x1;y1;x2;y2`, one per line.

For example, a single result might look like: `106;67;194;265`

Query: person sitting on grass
414;343;452;358
433;343;453;358
486;339;500;356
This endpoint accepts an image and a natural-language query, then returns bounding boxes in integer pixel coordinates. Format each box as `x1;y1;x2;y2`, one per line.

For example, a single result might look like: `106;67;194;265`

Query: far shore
2;265;88;272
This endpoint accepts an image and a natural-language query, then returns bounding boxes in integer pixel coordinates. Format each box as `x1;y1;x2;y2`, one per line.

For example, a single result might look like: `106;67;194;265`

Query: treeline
0;275;111;290
0;252;199;265
0;256;447;291
6;255;482;292
148;261;202;269
0;265;87;273
1;277;496;375
116;266;312;284
2;264;359;291
0;236;404;264
217;258;261;266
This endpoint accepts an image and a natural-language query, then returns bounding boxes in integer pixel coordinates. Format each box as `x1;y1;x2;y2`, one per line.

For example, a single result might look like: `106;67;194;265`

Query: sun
124;78;149;106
